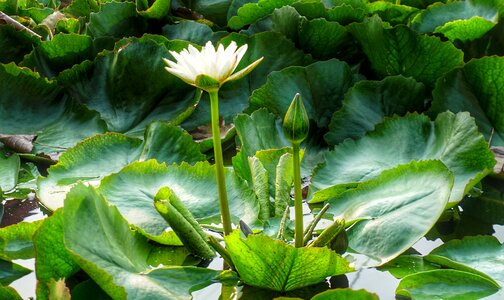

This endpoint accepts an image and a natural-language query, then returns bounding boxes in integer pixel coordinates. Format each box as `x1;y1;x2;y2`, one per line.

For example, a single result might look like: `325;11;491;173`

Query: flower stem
293;143;303;247
209;91;233;236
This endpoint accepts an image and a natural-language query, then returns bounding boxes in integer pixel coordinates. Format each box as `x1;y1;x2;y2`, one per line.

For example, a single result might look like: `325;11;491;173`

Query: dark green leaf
59;36;196;133
228;0;296;30
21;33;94;78
162;21;227;45
249;59;355;128
379;255;440;279
461;177;504;225
429;56;504;146
136;0;171;19
0;25;40;64
0;259;31;285
347;15;464;87
88;2;147;38
325;75;426;145
411;0;502;41
0;153;19;193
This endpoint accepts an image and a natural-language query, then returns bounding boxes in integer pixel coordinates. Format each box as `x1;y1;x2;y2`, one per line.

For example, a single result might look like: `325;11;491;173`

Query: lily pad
37;121;205;210
429;56;504;146
0;63;106;151
426;236;504;285
0;259;32;286
396;269;500;300
411;0;502;41
311;288;379;300
87;1;147;38
228;0;296;30
310;112;495;206
0;153;19;193
33;209;80;299
63;183;224;299
225;230;353;291
58;36;197;134
98;160;259;242
246;6;349;60
21;33;94;78
326;160;453;266
0;220;43;260
162;21;227;45
249;59;356;128
136;0;171;19
0;25;40;64
325;75;426;145
347;15;464;87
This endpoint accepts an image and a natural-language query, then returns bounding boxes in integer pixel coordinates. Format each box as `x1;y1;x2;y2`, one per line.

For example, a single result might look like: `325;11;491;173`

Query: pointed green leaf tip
282;93;309;145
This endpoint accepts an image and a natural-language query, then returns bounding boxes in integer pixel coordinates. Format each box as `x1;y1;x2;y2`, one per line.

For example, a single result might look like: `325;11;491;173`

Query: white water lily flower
163;41;263;92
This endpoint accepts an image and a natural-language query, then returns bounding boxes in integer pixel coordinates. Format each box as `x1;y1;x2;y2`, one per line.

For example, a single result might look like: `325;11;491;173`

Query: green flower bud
282;93;309;145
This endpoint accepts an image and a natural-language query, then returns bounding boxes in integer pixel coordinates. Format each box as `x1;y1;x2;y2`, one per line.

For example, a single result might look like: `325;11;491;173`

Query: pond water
5;201;504;299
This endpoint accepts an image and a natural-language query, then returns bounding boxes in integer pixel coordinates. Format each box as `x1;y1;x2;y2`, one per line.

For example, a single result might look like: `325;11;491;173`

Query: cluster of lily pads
1;0;504;299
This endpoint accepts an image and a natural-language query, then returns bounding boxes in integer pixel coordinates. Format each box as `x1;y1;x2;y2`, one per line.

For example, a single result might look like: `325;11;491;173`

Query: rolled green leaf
308;219;345;248
154;187;215;260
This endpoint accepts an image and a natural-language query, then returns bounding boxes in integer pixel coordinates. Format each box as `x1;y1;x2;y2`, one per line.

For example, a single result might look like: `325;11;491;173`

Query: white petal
231;44;248;74
165;67;196;84
224;56;263;84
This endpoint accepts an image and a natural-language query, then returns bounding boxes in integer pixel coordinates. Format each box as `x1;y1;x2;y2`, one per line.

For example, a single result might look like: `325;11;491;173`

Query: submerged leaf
225;230;353;291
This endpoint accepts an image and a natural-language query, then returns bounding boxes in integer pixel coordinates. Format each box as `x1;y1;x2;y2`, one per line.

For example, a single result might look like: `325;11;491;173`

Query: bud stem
209;90;233;236
293;143;304;247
